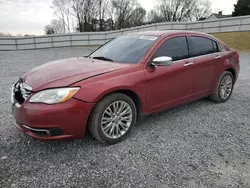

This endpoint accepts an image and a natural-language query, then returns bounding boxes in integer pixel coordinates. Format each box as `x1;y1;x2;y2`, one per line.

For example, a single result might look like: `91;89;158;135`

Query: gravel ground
0;48;250;188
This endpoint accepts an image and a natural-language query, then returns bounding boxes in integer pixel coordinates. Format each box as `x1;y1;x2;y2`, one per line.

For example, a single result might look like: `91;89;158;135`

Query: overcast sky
0;0;237;36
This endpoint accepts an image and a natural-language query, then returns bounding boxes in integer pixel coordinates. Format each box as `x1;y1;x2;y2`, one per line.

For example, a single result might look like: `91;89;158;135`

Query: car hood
22;57;130;91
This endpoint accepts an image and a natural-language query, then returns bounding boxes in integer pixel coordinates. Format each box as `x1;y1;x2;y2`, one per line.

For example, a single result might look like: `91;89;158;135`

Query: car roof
128;30;210;38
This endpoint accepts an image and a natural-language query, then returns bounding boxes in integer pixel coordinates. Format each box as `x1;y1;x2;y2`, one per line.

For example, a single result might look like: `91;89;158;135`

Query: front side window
89;35;158;64
191;37;216;56
153;37;189;61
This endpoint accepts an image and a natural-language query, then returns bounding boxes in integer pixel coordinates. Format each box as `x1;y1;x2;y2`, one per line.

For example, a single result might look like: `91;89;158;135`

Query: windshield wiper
92;56;113;62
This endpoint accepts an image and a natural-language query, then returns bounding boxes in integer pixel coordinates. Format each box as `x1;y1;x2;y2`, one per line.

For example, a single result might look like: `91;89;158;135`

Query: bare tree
129;6;147;27
111;0;145;29
148;0;211;23
51;0;73;33
47;0;211;33
194;0;211;21
72;0;99;32
45;19;65;35
85;0;99;30
49;0;148;32
98;0;111;31
148;9;165;23
0;33;13;37
72;0;85;32
44;25;55;35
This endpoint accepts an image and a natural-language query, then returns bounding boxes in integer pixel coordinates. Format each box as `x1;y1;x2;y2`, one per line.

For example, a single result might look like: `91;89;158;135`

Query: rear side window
212;41;219;52
191;37;217;57
218;42;227;52
154;37;189;61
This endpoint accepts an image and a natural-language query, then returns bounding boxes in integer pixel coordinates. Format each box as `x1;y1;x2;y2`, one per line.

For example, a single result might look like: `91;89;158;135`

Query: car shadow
6;97;229;165
132;98;217;131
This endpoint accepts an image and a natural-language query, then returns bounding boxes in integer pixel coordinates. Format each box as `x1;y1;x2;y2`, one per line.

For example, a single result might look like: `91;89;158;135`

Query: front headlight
29;87;80;104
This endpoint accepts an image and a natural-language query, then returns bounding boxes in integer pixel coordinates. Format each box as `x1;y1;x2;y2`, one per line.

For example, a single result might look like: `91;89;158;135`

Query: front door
145;36;195;113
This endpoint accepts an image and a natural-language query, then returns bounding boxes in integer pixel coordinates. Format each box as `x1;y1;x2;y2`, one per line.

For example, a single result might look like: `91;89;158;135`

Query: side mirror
152;56;173;67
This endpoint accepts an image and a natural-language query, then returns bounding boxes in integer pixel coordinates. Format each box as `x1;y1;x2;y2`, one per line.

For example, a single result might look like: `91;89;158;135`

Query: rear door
189;36;222;96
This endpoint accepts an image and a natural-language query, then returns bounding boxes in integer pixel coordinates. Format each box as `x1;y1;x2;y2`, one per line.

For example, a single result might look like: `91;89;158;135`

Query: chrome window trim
148;34;223;67
172;52;222;64
147;51;222;67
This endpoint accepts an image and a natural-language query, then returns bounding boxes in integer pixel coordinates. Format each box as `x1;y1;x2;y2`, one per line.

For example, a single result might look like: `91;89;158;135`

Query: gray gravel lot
0;47;250;188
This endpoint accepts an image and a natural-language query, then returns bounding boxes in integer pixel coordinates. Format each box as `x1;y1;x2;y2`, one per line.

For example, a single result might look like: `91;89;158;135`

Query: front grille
13;80;32;105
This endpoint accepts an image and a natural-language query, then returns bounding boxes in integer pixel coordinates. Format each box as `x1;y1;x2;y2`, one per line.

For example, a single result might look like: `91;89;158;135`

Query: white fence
1;15;250;51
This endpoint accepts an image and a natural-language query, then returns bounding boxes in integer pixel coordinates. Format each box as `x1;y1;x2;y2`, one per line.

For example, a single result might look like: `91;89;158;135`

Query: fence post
239;17;243;32
34;37;36;49
70;34;72;47
51;36;54;48
88;33;90;45
15;38;18;51
219;20;222;33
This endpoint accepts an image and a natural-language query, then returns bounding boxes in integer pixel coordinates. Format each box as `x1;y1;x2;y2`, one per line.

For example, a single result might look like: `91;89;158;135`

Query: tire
210;71;234;103
88;93;137;144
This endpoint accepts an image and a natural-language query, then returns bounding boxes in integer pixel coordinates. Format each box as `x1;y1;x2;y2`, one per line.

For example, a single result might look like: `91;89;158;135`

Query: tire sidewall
91;93;137;144
217;71;234;102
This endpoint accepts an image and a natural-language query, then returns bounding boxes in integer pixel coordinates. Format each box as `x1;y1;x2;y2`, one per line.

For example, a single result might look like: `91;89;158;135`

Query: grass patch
212;32;250;52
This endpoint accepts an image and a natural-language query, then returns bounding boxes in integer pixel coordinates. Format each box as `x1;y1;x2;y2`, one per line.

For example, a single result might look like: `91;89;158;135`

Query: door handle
215;55;221;59
184;62;194;67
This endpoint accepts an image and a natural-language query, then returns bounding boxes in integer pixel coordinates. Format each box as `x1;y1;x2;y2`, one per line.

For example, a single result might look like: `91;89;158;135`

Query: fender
71;64;148;113
210;51;238;93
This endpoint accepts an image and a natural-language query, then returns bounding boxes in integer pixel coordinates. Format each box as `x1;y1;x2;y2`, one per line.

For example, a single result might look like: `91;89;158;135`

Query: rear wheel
210;71;234;103
88;93;137;144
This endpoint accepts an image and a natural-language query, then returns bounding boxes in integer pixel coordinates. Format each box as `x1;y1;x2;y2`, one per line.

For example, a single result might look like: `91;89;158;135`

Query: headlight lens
29;87;80;104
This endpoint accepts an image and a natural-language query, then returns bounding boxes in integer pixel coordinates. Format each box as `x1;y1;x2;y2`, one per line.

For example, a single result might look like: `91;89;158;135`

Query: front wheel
88;93;137;144
210;71;234;103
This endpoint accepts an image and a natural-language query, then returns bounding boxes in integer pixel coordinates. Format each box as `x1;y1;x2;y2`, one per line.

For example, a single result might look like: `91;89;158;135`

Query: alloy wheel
219;75;233;100
101;101;133;139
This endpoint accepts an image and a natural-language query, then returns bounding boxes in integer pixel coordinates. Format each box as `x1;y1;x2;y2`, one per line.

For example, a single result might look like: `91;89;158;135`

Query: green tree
232;0;250;16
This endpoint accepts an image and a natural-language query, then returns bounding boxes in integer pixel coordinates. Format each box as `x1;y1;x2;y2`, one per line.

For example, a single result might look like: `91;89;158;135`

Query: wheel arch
115;90;142;118
225;68;236;84
87;89;143;125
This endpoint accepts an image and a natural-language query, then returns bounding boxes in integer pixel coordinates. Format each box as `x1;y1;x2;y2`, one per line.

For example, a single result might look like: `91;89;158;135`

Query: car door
189;36;223;96
145;36;195;113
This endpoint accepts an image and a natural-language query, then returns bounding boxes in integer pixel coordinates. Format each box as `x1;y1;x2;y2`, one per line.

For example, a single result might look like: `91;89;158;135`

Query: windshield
89;35;159;64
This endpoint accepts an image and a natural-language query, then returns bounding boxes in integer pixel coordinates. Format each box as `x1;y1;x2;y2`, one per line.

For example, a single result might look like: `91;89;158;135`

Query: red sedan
11;31;240;144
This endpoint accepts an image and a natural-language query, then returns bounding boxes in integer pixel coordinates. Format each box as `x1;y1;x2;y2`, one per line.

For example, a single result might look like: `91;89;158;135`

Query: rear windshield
89;35;159;64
